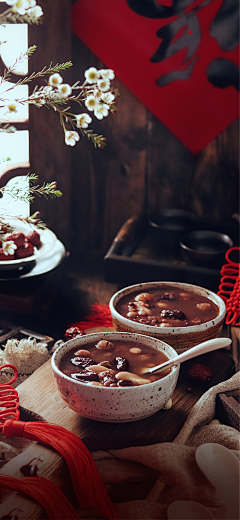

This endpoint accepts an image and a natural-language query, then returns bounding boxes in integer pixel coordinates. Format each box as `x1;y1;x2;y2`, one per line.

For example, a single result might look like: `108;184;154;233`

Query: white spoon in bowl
143;337;232;376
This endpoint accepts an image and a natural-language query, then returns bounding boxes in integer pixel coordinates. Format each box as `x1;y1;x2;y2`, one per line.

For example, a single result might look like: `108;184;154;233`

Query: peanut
127;311;137;318
129;347;142;355
134;292;154;303
196;303;211;311
95;340;114;350
74;349;91;357
191;317;201;324
158;323;170;327
163;398;172;410
86;365;109;373
138;307;152;316
115;371;151;385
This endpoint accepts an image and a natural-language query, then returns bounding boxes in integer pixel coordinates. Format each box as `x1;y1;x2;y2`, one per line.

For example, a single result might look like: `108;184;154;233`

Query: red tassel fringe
65;303;113;338
3;419;118;520
0;475;79;519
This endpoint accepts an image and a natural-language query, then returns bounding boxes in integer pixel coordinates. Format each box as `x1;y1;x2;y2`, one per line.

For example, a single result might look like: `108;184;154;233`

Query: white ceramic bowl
109;282;226;354
51;332;180;423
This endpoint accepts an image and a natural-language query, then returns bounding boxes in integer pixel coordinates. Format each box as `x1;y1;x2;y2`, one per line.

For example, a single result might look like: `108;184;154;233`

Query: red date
188;363;213;383
71;356;94;369
64;326;85;340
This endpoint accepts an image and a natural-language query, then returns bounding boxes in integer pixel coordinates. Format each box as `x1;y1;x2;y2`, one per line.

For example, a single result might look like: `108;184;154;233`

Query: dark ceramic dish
180;230;233;268
148;209;197;254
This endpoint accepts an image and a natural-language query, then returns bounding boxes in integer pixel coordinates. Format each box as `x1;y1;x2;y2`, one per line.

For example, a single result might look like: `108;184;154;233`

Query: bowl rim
109;281;226;335
148;209;197;230
179;230;233;254
51;331;179;390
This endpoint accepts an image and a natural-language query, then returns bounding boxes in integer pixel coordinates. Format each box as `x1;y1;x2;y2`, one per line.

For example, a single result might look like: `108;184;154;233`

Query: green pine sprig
0;173;62;203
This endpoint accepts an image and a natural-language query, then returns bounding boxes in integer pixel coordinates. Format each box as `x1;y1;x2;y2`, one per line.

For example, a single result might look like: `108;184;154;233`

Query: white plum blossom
2;241;17;256
101;92;115;104
65;130;80;146
97;79;110;92
4;100;21;114
48;73;63;88
26;0;36;6
84;67;100;84
42;86;53;95
94;103;109;120
27;5;43;20
7;0;29;15
99;69;115;80
85;95;99;112
75;113;92;129
58;84;72;99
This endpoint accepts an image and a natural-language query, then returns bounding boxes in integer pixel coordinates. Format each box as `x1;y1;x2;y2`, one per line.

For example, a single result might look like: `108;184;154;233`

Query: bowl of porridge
51;332;179;422
109;282;226;353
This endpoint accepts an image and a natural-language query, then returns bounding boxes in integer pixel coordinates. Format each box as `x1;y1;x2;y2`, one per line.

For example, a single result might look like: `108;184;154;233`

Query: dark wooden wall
28;1;239;256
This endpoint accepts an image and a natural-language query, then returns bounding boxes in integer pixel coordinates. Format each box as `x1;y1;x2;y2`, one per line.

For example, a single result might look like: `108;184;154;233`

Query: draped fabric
72;0;239;153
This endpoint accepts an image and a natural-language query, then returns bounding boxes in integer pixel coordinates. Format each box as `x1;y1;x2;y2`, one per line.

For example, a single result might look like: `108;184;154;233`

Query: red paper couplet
72;0;239;153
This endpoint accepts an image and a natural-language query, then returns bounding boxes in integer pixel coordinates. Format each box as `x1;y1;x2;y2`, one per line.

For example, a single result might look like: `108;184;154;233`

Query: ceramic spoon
143;337;232;376
167;500;215;519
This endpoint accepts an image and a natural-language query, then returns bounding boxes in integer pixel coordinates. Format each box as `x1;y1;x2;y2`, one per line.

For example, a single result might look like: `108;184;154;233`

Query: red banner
72;0;239;153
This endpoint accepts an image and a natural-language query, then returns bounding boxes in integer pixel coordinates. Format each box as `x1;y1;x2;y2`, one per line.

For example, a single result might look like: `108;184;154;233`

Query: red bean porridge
59;339;171;387
115;286;219;327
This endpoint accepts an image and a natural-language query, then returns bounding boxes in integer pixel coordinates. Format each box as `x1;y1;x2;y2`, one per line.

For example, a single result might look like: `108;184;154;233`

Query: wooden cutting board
0;331;236;519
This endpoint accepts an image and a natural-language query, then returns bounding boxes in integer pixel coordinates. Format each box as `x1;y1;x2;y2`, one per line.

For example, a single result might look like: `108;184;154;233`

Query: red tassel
0;475;79;519
65;303;114;338
3;419;118;520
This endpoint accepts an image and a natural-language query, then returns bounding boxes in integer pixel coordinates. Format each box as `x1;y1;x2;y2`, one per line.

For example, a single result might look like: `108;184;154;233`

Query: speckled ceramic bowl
51;332;179;423
109;282;226;354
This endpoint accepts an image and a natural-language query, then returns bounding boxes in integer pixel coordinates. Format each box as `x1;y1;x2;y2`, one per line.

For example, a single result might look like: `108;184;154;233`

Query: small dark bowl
148;209;197;254
180;230;233;268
